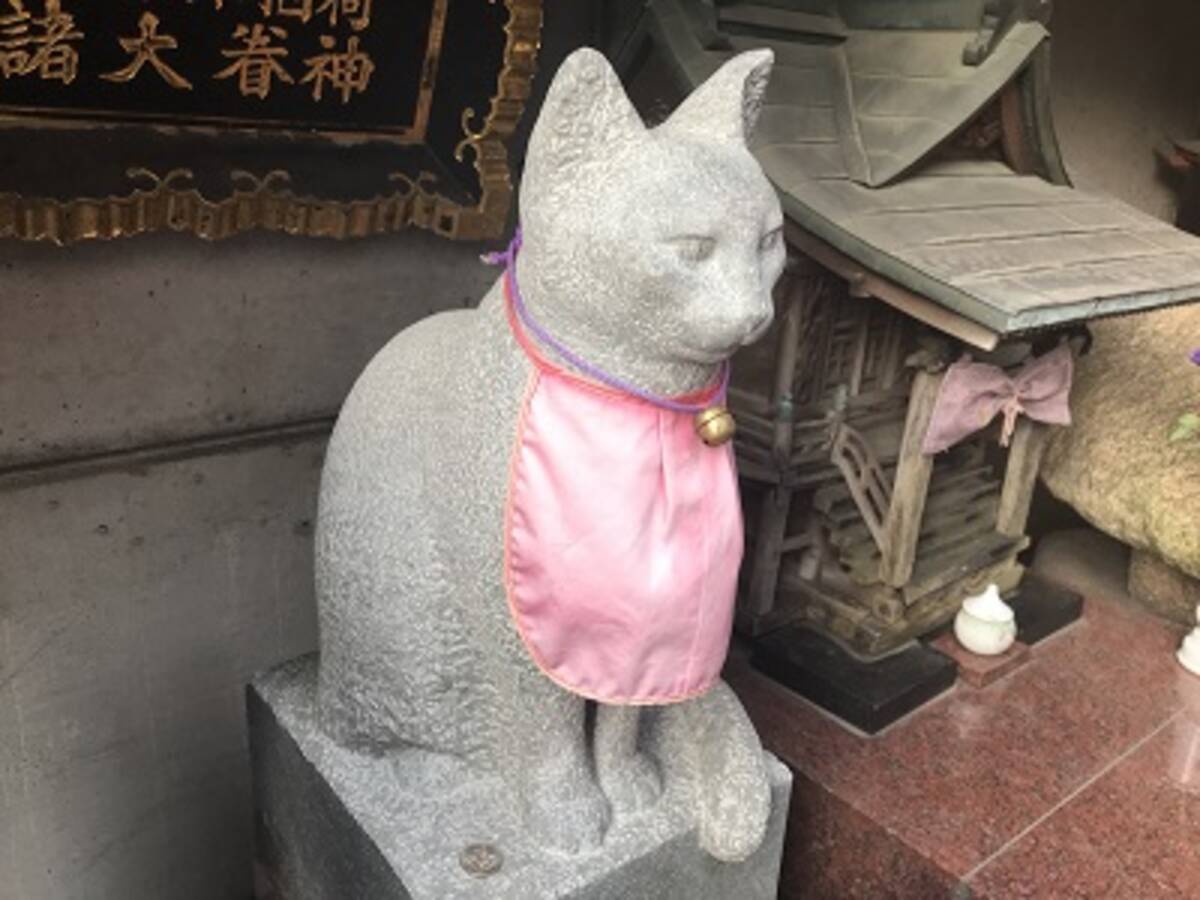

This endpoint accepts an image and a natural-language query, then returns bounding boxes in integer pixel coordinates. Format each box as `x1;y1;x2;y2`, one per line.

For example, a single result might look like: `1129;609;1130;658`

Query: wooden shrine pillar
741;273;806;626
880;369;944;587
996;418;1052;538
996;334;1081;539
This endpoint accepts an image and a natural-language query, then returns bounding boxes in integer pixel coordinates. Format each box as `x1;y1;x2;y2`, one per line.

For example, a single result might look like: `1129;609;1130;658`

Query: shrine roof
631;0;1200;340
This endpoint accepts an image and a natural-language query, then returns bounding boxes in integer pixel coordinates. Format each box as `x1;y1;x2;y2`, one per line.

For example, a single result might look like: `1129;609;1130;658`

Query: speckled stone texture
250;657;792;900
1042;305;1200;584
312;45;789;867
1128;548;1200;626
728;531;1200;898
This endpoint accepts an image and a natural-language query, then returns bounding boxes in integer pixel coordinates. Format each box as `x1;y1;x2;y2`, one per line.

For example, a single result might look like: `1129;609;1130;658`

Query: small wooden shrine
616;0;1200;660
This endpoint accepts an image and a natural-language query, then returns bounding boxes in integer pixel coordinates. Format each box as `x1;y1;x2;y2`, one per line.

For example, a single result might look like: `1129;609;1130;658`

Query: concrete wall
0;233;496;900
1050;0;1200;220
0;232;489;470
1;437;325;899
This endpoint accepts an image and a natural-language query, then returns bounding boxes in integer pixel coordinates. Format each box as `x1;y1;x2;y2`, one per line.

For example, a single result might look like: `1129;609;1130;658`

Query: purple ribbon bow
922;344;1074;455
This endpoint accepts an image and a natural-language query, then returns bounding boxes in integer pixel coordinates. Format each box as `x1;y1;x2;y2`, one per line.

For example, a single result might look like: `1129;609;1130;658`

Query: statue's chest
502;365;743;705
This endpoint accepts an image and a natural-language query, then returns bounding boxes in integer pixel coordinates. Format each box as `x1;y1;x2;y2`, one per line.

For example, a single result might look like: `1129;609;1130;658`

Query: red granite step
728;590;1192;898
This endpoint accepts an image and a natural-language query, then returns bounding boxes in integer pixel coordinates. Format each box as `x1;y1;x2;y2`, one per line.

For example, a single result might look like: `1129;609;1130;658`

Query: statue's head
518;47;784;381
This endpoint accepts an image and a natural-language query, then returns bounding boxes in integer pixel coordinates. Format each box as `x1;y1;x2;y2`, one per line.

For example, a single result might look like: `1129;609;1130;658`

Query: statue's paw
599;752;662;816
697;752;771;863
528;778;611;856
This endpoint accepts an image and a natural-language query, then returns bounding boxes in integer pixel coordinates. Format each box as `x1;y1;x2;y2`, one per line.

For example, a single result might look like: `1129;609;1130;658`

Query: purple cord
483;228;729;414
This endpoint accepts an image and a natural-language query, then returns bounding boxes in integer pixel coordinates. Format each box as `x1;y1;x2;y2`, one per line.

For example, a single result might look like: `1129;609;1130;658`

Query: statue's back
315;298;528;758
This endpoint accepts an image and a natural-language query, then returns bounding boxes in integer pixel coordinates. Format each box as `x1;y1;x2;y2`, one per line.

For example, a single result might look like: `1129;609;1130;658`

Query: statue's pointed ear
524;48;644;177
665;49;774;144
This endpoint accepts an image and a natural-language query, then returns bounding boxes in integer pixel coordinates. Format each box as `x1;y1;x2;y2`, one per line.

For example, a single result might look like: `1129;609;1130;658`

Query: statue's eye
671;235;716;263
759;226;783;253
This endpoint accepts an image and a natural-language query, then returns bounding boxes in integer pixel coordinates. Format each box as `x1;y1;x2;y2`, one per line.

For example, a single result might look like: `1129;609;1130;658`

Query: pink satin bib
502;283;744;705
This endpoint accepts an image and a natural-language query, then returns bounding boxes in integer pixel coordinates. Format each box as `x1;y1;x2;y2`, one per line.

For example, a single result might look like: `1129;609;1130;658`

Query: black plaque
0;0;542;242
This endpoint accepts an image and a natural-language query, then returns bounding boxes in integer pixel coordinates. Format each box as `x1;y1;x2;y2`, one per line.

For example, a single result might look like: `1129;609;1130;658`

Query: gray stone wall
1051;0;1200;219
1;437;325;899
0;233;489;469
0;234;495;900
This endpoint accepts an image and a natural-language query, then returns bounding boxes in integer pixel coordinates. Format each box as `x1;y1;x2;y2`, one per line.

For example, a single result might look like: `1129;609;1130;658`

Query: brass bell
694;406;736;447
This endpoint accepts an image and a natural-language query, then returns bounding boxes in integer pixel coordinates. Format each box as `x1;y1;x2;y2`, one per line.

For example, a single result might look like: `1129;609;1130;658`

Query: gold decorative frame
0;0;542;244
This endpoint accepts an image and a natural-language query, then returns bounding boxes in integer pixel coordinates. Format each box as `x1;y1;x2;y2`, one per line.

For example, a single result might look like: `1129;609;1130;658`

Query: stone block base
750;625;956;735
1007;571;1084;645
249;656;791;900
929;633;1031;689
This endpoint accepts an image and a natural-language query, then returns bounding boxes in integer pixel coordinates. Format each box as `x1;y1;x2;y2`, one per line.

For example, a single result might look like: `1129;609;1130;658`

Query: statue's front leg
658;680;771;862
500;666;611;855
594;704;662;815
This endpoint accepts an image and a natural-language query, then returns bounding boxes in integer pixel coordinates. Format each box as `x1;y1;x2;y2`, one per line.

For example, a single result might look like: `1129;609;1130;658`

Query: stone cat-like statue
315;47;785;861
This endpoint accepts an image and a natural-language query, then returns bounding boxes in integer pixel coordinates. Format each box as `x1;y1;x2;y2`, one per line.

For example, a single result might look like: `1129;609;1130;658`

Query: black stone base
750;626;957;735
1008;572;1084;645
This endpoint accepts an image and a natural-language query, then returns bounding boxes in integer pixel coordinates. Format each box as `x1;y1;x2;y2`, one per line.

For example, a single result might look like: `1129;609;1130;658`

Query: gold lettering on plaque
102;12;193;90
260;0;371;31
259;0;312;25
315;0;372;31
214;23;294;100
299;34;373;103
0;0;82;84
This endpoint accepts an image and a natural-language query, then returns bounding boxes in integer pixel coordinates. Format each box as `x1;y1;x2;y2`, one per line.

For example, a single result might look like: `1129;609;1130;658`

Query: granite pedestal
249;656;792;900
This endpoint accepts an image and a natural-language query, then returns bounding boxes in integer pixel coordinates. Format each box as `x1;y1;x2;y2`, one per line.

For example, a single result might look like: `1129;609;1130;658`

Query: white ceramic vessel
953;584;1017;656
1177;605;1200;677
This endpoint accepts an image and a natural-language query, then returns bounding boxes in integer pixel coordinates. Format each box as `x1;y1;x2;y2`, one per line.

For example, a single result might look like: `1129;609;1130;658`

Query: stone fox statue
315;47;786;861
